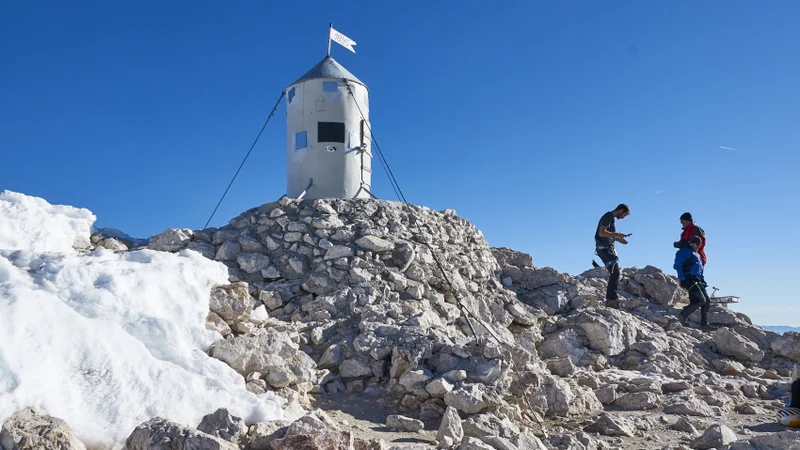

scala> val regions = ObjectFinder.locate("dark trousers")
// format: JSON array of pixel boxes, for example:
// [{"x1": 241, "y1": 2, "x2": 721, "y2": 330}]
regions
[
  {"x1": 680, "y1": 280, "x2": 710, "y2": 324},
  {"x1": 791, "y1": 379, "x2": 800, "y2": 408},
  {"x1": 596, "y1": 246, "x2": 620, "y2": 301}
]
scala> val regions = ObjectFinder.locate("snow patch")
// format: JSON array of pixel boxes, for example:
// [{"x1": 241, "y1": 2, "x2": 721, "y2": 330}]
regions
[
  {"x1": 251, "y1": 304, "x2": 269, "y2": 322},
  {"x1": 0, "y1": 190, "x2": 96, "y2": 253},
  {"x1": 0, "y1": 192, "x2": 288, "y2": 449}
]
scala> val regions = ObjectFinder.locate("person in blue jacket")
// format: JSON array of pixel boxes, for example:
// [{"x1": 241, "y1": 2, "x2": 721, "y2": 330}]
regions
[{"x1": 674, "y1": 236, "x2": 712, "y2": 327}]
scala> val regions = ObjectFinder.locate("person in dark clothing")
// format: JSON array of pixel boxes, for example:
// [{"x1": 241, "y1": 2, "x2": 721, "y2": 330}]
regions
[
  {"x1": 778, "y1": 366, "x2": 800, "y2": 427},
  {"x1": 674, "y1": 236, "x2": 711, "y2": 327},
  {"x1": 595, "y1": 204, "x2": 631, "y2": 308},
  {"x1": 673, "y1": 212, "x2": 707, "y2": 265}
]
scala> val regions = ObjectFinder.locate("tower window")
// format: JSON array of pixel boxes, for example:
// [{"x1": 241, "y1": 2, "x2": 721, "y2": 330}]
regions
[
  {"x1": 295, "y1": 131, "x2": 307, "y2": 149},
  {"x1": 318, "y1": 122, "x2": 345, "y2": 143},
  {"x1": 287, "y1": 87, "x2": 296, "y2": 103},
  {"x1": 323, "y1": 81, "x2": 338, "y2": 92}
]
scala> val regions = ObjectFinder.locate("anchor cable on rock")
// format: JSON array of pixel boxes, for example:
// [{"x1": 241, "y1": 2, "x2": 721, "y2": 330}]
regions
[
  {"x1": 344, "y1": 81, "x2": 503, "y2": 346},
  {"x1": 343, "y1": 83, "x2": 404, "y2": 204},
  {"x1": 203, "y1": 91, "x2": 286, "y2": 230}
]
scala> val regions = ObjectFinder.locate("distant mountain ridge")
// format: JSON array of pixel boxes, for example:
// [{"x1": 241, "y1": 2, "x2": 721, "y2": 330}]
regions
[{"x1": 761, "y1": 325, "x2": 800, "y2": 334}]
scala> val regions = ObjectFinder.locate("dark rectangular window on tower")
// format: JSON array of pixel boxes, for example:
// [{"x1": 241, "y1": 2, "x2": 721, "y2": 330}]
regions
[{"x1": 317, "y1": 122, "x2": 345, "y2": 143}]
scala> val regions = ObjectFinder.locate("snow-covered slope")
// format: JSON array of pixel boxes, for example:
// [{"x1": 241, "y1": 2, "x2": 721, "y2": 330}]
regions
[
  {"x1": 0, "y1": 190, "x2": 96, "y2": 252},
  {"x1": 0, "y1": 191, "x2": 286, "y2": 449}
]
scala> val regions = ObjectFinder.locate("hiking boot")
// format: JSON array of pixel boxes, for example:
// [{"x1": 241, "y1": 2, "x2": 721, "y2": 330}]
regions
[
  {"x1": 605, "y1": 299, "x2": 620, "y2": 310},
  {"x1": 700, "y1": 322, "x2": 717, "y2": 331}
]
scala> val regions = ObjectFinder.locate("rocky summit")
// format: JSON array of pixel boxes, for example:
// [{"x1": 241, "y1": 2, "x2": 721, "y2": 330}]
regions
[{"x1": 6, "y1": 196, "x2": 800, "y2": 450}]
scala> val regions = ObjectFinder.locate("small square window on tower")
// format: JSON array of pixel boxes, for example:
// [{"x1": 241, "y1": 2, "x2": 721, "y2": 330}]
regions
[
  {"x1": 295, "y1": 131, "x2": 307, "y2": 149},
  {"x1": 317, "y1": 122, "x2": 345, "y2": 143},
  {"x1": 323, "y1": 81, "x2": 338, "y2": 92},
  {"x1": 287, "y1": 87, "x2": 296, "y2": 103}
]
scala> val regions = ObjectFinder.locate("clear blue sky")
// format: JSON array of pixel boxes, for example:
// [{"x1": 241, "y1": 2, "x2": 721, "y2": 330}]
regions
[{"x1": 2, "y1": 1, "x2": 798, "y2": 325}]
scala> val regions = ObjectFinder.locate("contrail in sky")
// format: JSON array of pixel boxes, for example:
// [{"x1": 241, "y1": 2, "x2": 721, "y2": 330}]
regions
[
  {"x1": 719, "y1": 145, "x2": 739, "y2": 151},
  {"x1": 652, "y1": 190, "x2": 664, "y2": 196}
]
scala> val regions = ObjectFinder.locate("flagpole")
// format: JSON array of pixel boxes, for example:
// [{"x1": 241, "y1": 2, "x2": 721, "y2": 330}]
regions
[{"x1": 327, "y1": 23, "x2": 332, "y2": 56}]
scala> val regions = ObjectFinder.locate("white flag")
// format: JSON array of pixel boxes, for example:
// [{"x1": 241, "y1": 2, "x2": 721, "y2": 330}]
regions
[{"x1": 329, "y1": 26, "x2": 357, "y2": 53}]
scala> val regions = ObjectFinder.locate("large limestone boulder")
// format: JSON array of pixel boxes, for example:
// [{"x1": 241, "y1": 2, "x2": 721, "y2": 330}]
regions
[
  {"x1": 632, "y1": 265, "x2": 682, "y2": 305},
  {"x1": 236, "y1": 252, "x2": 271, "y2": 274},
  {"x1": 102, "y1": 237, "x2": 129, "y2": 252},
  {"x1": 270, "y1": 410, "x2": 352, "y2": 450},
  {"x1": 148, "y1": 228, "x2": 193, "y2": 252},
  {"x1": 196, "y1": 408, "x2": 248, "y2": 445},
  {"x1": 445, "y1": 384, "x2": 489, "y2": 415},
  {"x1": 491, "y1": 247, "x2": 533, "y2": 269},
  {"x1": 511, "y1": 432, "x2": 549, "y2": 450},
  {"x1": 537, "y1": 328, "x2": 588, "y2": 364},
  {"x1": 663, "y1": 396, "x2": 717, "y2": 417},
  {"x1": 462, "y1": 413, "x2": 520, "y2": 439},
  {"x1": 209, "y1": 282, "x2": 256, "y2": 325},
  {"x1": 725, "y1": 430, "x2": 800, "y2": 449},
  {"x1": 771, "y1": 331, "x2": 800, "y2": 361},
  {"x1": 210, "y1": 328, "x2": 316, "y2": 390},
  {"x1": 538, "y1": 308, "x2": 668, "y2": 364},
  {"x1": 510, "y1": 267, "x2": 560, "y2": 291},
  {"x1": 614, "y1": 391, "x2": 660, "y2": 410},
  {"x1": 735, "y1": 326, "x2": 780, "y2": 352},
  {"x1": 386, "y1": 415, "x2": 424, "y2": 432},
  {"x1": 246, "y1": 420, "x2": 292, "y2": 450},
  {"x1": 583, "y1": 413, "x2": 635, "y2": 437},
  {"x1": 690, "y1": 424, "x2": 737, "y2": 449},
  {"x1": 355, "y1": 235, "x2": 395, "y2": 252},
  {"x1": 519, "y1": 283, "x2": 572, "y2": 314},
  {"x1": 575, "y1": 310, "x2": 637, "y2": 356},
  {"x1": 437, "y1": 406, "x2": 464, "y2": 448},
  {"x1": 712, "y1": 328, "x2": 765, "y2": 362},
  {"x1": 525, "y1": 374, "x2": 575, "y2": 417},
  {"x1": 271, "y1": 433, "x2": 353, "y2": 450},
  {"x1": 125, "y1": 417, "x2": 238, "y2": 450},
  {"x1": 0, "y1": 408, "x2": 87, "y2": 450}
]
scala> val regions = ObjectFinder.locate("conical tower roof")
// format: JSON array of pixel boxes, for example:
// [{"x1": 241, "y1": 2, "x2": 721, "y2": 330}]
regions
[{"x1": 288, "y1": 55, "x2": 365, "y2": 87}]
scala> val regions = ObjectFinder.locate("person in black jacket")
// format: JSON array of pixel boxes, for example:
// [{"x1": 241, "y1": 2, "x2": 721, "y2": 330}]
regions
[{"x1": 595, "y1": 204, "x2": 631, "y2": 308}]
